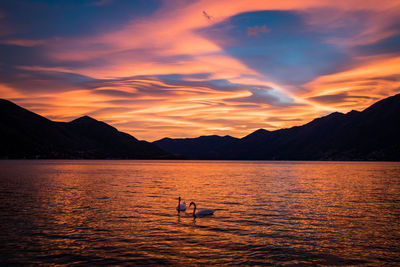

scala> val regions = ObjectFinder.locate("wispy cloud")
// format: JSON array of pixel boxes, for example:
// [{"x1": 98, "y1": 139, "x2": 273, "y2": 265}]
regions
[
  {"x1": 0, "y1": 38, "x2": 48, "y2": 47},
  {"x1": 308, "y1": 92, "x2": 377, "y2": 105},
  {"x1": 92, "y1": 0, "x2": 115, "y2": 6},
  {"x1": 247, "y1": 25, "x2": 270, "y2": 36}
]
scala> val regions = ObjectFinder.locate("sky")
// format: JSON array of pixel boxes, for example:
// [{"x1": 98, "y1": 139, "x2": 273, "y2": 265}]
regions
[{"x1": 1, "y1": 0, "x2": 400, "y2": 141}]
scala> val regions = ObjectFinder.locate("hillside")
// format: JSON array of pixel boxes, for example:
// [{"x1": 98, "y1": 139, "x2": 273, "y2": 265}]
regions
[
  {"x1": 0, "y1": 99, "x2": 174, "y2": 159},
  {"x1": 155, "y1": 94, "x2": 400, "y2": 160}
]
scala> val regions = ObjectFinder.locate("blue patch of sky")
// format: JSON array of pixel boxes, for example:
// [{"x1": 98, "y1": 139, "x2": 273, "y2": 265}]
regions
[
  {"x1": 156, "y1": 74, "x2": 255, "y2": 92},
  {"x1": 0, "y1": 0, "x2": 162, "y2": 39},
  {"x1": 156, "y1": 73, "x2": 213, "y2": 81},
  {"x1": 199, "y1": 10, "x2": 349, "y2": 85},
  {"x1": 355, "y1": 34, "x2": 400, "y2": 55},
  {"x1": 155, "y1": 73, "x2": 295, "y2": 105}
]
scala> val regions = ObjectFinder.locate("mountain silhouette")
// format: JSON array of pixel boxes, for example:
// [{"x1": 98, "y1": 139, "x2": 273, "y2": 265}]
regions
[
  {"x1": 156, "y1": 135, "x2": 239, "y2": 160},
  {"x1": 0, "y1": 99, "x2": 174, "y2": 159},
  {"x1": 2, "y1": 94, "x2": 399, "y2": 160},
  {"x1": 155, "y1": 93, "x2": 400, "y2": 161}
]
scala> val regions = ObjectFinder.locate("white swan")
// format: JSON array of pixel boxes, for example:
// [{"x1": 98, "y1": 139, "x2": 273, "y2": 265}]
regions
[
  {"x1": 189, "y1": 201, "x2": 215, "y2": 217},
  {"x1": 176, "y1": 196, "x2": 187, "y2": 212}
]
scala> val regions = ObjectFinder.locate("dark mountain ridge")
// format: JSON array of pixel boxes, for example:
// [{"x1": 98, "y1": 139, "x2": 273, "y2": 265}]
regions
[
  {"x1": 2, "y1": 93, "x2": 399, "y2": 160},
  {"x1": 0, "y1": 99, "x2": 174, "y2": 159},
  {"x1": 156, "y1": 135, "x2": 239, "y2": 160},
  {"x1": 155, "y1": 93, "x2": 400, "y2": 161}
]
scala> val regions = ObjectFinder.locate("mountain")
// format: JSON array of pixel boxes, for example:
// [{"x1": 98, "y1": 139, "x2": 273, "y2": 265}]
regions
[
  {"x1": 156, "y1": 135, "x2": 239, "y2": 160},
  {"x1": 155, "y1": 93, "x2": 400, "y2": 161},
  {"x1": 0, "y1": 99, "x2": 175, "y2": 159},
  {"x1": 2, "y1": 93, "x2": 399, "y2": 160}
]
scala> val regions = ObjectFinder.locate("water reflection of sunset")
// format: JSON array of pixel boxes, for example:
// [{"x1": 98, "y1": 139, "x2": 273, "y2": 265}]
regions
[{"x1": 1, "y1": 160, "x2": 399, "y2": 265}]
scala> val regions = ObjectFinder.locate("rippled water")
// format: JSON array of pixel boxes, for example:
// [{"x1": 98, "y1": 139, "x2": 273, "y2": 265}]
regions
[{"x1": 0, "y1": 160, "x2": 399, "y2": 265}]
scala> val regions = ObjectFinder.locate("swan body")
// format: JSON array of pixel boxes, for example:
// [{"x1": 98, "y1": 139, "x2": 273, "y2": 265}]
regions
[
  {"x1": 176, "y1": 197, "x2": 187, "y2": 212},
  {"x1": 189, "y1": 201, "x2": 215, "y2": 217}
]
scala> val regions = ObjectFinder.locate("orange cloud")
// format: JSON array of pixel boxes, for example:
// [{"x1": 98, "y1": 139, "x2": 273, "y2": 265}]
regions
[
  {"x1": 2, "y1": 0, "x2": 400, "y2": 141},
  {"x1": 303, "y1": 55, "x2": 400, "y2": 111}
]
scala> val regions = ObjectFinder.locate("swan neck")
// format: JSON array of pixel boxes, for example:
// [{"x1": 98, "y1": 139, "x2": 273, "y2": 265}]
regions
[{"x1": 192, "y1": 203, "x2": 196, "y2": 217}]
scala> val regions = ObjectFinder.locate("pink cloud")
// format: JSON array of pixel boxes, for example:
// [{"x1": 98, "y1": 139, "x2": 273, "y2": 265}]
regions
[
  {"x1": 247, "y1": 25, "x2": 270, "y2": 36},
  {"x1": 0, "y1": 38, "x2": 48, "y2": 47}
]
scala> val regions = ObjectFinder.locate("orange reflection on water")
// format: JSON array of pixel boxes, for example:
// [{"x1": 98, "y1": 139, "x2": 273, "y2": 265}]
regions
[{"x1": 0, "y1": 160, "x2": 399, "y2": 265}]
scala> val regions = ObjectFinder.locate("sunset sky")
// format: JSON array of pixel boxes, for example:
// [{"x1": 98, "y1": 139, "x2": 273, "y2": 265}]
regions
[{"x1": 1, "y1": 0, "x2": 400, "y2": 141}]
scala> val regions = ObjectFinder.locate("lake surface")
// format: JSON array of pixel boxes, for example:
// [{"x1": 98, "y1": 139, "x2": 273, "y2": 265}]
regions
[{"x1": 0, "y1": 160, "x2": 399, "y2": 265}]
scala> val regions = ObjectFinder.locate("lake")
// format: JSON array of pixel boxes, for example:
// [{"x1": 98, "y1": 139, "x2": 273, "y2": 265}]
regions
[{"x1": 0, "y1": 160, "x2": 399, "y2": 265}]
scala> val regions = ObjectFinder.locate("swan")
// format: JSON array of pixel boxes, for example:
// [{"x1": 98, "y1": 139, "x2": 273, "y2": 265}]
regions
[
  {"x1": 176, "y1": 196, "x2": 187, "y2": 212},
  {"x1": 189, "y1": 201, "x2": 215, "y2": 217}
]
